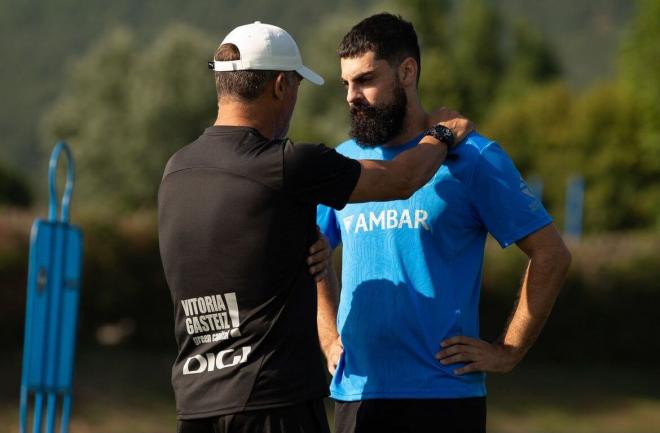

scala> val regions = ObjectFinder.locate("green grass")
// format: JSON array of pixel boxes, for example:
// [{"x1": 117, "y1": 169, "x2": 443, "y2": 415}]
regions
[{"x1": 2, "y1": 349, "x2": 659, "y2": 433}]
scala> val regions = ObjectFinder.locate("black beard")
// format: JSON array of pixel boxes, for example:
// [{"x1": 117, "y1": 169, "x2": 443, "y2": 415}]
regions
[{"x1": 349, "y1": 83, "x2": 407, "y2": 147}]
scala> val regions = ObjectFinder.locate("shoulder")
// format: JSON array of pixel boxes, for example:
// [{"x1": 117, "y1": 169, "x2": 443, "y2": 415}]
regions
[
  {"x1": 282, "y1": 139, "x2": 358, "y2": 179},
  {"x1": 283, "y1": 140, "x2": 330, "y2": 163},
  {"x1": 284, "y1": 139, "x2": 363, "y2": 164},
  {"x1": 452, "y1": 131, "x2": 516, "y2": 172},
  {"x1": 453, "y1": 131, "x2": 498, "y2": 161},
  {"x1": 445, "y1": 131, "x2": 521, "y2": 191},
  {"x1": 335, "y1": 138, "x2": 362, "y2": 158},
  {"x1": 162, "y1": 140, "x2": 197, "y2": 179}
]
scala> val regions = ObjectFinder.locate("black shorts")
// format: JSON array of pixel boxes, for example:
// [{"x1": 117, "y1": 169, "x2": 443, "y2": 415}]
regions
[
  {"x1": 177, "y1": 399, "x2": 330, "y2": 433},
  {"x1": 334, "y1": 397, "x2": 486, "y2": 433}
]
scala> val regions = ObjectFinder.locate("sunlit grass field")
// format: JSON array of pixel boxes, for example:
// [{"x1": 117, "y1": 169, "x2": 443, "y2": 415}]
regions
[{"x1": 2, "y1": 349, "x2": 659, "y2": 433}]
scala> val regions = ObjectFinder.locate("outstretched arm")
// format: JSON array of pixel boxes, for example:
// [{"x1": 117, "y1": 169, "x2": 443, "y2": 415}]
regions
[
  {"x1": 348, "y1": 108, "x2": 473, "y2": 203},
  {"x1": 436, "y1": 224, "x2": 571, "y2": 374}
]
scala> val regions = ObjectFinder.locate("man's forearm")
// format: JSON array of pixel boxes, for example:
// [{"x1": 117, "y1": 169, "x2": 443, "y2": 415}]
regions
[
  {"x1": 317, "y1": 256, "x2": 340, "y2": 355},
  {"x1": 349, "y1": 138, "x2": 448, "y2": 203},
  {"x1": 499, "y1": 245, "x2": 571, "y2": 361},
  {"x1": 437, "y1": 218, "x2": 570, "y2": 374},
  {"x1": 348, "y1": 108, "x2": 474, "y2": 203}
]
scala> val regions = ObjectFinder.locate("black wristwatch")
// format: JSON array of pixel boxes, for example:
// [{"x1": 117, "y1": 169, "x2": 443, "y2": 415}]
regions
[{"x1": 423, "y1": 124, "x2": 455, "y2": 148}]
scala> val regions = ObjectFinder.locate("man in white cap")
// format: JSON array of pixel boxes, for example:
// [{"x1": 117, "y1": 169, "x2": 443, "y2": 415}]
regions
[{"x1": 158, "y1": 21, "x2": 472, "y2": 433}]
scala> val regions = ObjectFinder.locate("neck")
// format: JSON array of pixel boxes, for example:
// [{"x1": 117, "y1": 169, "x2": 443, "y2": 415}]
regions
[
  {"x1": 214, "y1": 98, "x2": 277, "y2": 140},
  {"x1": 382, "y1": 99, "x2": 428, "y2": 147}
]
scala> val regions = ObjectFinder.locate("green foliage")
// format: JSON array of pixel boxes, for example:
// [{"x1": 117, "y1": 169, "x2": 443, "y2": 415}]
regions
[
  {"x1": 614, "y1": 0, "x2": 660, "y2": 228},
  {"x1": 451, "y1": 0, "x2": 504, "y2": 119},
  {"x1": 394, "y1": 0, "x2": 562, "y2": 123},
  {"x1": 288, "y1": 14, "x2": 362, "y2": 146},
  {"x1": 578, "y1": 0, "x2": 660, "y2": 230},
  {"x1": 481, "y1": 83, "x2": 576, "y2": 222},
  {"x1": 30, "y1": 0, "x2": 660, "y2": 230},
  {"x1": 294, "y1": 0, "x2": 562, "y2": 141},
  {"x1": 496, "y1": 21, "x2": 562, "y2": 101},
  {"x1": 572, "y1": 84, "x2": 656, "y2": 231},
  {"x1": 479, "y1": 0, "x2": 660, "y2": 232},
  {"x1": 42, "y1": 26, "x2": 216, "y2": 212},
  {"x1": 619, "y1": 0, "x2": 660, "y2": 147},
  {"x1": 0, "y1": 0, "x2": 378, "y2": 180}
]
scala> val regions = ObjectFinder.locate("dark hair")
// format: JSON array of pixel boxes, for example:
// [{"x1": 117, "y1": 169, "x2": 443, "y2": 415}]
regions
[
  {"x1": 338, "y1": 13, "x2": 421, "y2": 83},
  {"x1": 213, "y1": 44, "x2": 298, "y2": 101}
]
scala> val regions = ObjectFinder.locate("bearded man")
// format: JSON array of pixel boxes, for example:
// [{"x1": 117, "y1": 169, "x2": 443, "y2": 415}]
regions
[{"x1": 316, "y1": 13, "x2": 571, "y2": 433}]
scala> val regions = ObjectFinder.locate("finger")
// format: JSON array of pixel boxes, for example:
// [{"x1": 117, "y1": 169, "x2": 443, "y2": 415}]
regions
[
  {"x1": 308, "y1": 245, "x2": 330, "y2": 263},
  {"x1": 309, "y1": 239, "x2": 325, "y2": 255},
  {"x1": 307, "y1": 249, "x2": 328, "y2": 265},
  {"x1": 454, "y1": 362, "x2": 484, "y2": 376},
  {"x1": 310, "y1": 265, "x2": 326, "y2": 276},
  {"x1": 313, "y1": 269, "x2": 328, "y2": 282},
  {"x1": 309, "y1": 263, "x2": 326, "y2": 276},
  {"x1": 441, "y1": 336, "x2": 480, "y2": 347},
  {"x1": 438, "y1": 352, "x2": 480, "y2": 365},
  {"x1": 436, "y1": 344, "x2": 480, "y2": 359}
]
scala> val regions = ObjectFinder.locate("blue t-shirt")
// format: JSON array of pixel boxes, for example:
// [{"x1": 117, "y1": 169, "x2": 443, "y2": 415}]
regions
[{"x1": 316, "y1": 131, "x2": 552, "y2": 401}]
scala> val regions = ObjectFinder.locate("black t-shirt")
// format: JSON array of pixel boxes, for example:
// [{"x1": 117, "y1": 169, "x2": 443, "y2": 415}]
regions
[{"x1": 158, "y1": 126, "x2": 361, "y2": 419}]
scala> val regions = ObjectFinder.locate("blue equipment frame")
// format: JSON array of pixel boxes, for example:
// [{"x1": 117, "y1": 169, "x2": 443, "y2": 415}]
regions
[{"x1": 19, "y1": 141, "x2": 84, "y2": 433}]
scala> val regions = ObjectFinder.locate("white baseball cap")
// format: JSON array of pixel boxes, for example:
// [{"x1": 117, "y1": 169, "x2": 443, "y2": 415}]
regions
[{"x1": 210, "y1": 21, "x2": 324, "y2": 85}]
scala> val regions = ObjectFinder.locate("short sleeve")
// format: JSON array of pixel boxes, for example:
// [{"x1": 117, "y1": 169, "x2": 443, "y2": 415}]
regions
[
  {"x1": 317, "y1": 204, "x2": 342, "y2": 249},
  {"x1": 469, "y1": 142, "x2": 552, "y2": 248},
  {"x1": 283, "y1": 142, "x2": 361, "y2": 209}
]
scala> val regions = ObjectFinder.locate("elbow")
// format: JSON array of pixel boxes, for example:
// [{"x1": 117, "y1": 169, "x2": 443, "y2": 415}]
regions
[
  {"x1": 537, "y1": 242, "x2": 572, "y2": 277},
  {"x1": 556, "y1": 239, "x2": 572, "y2": 272}
]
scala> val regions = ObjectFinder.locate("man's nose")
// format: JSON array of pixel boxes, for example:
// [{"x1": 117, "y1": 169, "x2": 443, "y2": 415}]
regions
[{"x1": 346, "y1": 84, "x2": 363, "y2": 106}]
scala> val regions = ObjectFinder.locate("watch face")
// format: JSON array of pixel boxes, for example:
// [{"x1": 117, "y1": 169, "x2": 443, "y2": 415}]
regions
[{"x1": 432, "y1": 125, "x2": 454, "y2": 147}]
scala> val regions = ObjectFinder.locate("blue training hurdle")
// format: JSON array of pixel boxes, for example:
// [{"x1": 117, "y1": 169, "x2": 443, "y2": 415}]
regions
[{"x1": 19, "y1": 141, "x2": 84, "y2": 433}]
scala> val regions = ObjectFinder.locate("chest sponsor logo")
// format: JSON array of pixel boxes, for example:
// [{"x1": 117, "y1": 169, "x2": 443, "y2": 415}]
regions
[
  {"x1": 181, "y1": 292, "x2": 241, "y2": 346},
  {"x1": 183, "y1": 346, "x2": 251, "y2": 375},
  {"x1": 342, "y1": 209, "x2": 430, "y2": 234}
]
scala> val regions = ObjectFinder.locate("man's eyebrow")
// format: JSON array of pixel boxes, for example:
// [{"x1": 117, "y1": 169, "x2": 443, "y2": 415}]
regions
[{"x1": 343, "y1": 69, "x2": 377, "y2": 83}]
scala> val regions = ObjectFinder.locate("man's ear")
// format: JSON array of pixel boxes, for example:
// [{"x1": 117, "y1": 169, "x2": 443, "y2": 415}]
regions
[
  {"x1": 273, "y1": 72, "x2": 287, "y2": 100},
  {"x1": 398, "y1": 57, "x2": 418, "y2": 87}
]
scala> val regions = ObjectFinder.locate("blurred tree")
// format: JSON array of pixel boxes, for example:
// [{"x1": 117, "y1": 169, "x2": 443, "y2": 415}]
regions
[
  {"x1": 123, "y1": 25, "x2": 216, "y2": 207},
  {"x1": 42, "y1": 26, "x2": 216, "y2": 212},
  {"x1": 395, "y1": 0, "x2": 559, "y2": 121},
  {"x1": 617, "y1": 0, "x2": 660, "y2": 228},
  {"x1": 481, "y1": 83, "x2": 576, "y2": 223},
  {"x1": 288, "y1": 13, "x2": 361, "y2": 147},
  {"x1": 451, "y1": 0, "x2": 504, "y2": 119},
  {"x1": 496, "y1": 20, "x2": 561, "y2": 101},
  {"x1": 480, "y1": 0, "x2": 660, "y2": 233},
  {"x1": 391, "y1": 0, "x2": 464, "y2": 112},
  {"x1": 571, "y1": 84, "x2": 649, "y2": 231}
]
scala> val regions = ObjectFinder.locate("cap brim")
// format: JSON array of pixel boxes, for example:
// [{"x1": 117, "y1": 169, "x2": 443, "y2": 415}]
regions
[{"x1": 296, "y1": 65, "x2": 324, "y2": 85}]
